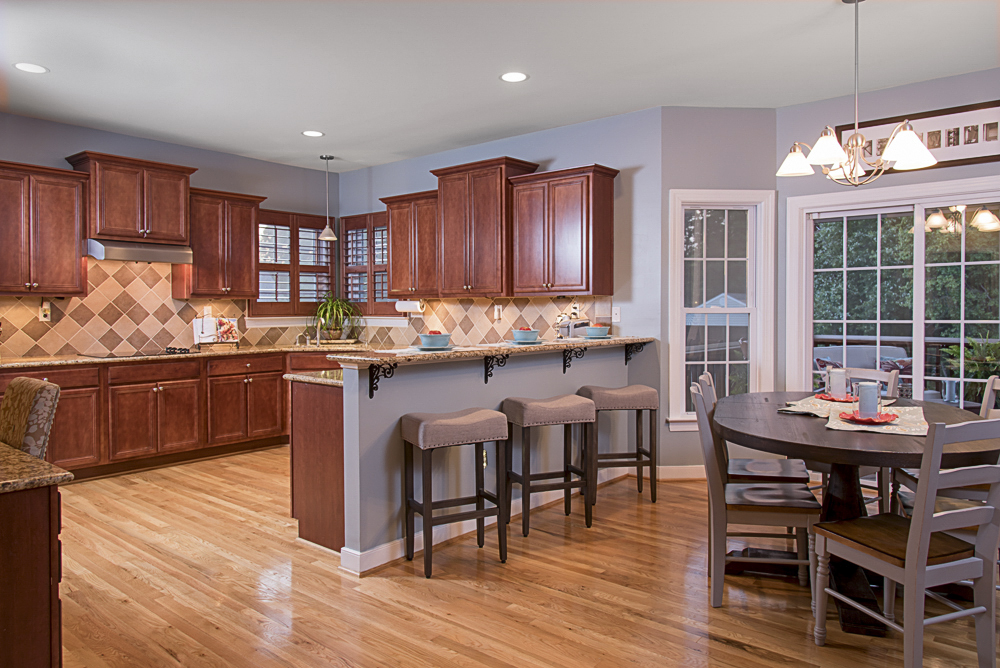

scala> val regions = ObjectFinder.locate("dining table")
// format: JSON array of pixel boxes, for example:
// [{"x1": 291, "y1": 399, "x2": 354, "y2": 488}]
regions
[{"x1": 713, "y1": 391, "x2": 1000, "y2": 636}]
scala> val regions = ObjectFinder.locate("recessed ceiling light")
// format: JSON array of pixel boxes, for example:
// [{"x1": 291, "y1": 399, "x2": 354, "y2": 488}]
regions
[
  {"x1": 14, "y1": 63, "x2": 49, "y2": 74},
  {"x1": 302, "y1": 130, "x2": 324, "y2": 137},
  {"x1": 500, "y1": 72, "x2": 528, "y2": 83}
]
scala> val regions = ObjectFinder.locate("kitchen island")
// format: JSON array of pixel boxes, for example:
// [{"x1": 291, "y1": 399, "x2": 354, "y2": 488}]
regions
[{"x1": 286, "y1": 336, "x2": 655, "y2": 574}]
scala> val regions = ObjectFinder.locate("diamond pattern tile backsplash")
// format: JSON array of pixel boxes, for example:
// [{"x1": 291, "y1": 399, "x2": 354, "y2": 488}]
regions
[{"x1": 0, "y1": 258, "x2": 612, "y2": 358}]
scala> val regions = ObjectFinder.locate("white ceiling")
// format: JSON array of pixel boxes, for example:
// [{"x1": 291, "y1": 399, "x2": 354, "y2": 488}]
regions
[{"x1": 2, "y1": 1, "x2": 997, "y2": 172}]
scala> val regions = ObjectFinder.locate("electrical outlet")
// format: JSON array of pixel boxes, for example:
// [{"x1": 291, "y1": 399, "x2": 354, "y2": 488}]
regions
[
  {"x1": 611, "y1": 307, "x2": 621, "y2": 323},
  {"x1": 39, "y1": 301, "x2": 51, "y2": 322},
  {"x1": 493, "y1": 304, "x2": 502, "y2": 320}
]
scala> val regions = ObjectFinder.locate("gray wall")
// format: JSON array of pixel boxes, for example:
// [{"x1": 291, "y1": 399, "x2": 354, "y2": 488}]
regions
[
  {"x1": 774, "y1": 67, "x2": 1000, "y2": 389},
  {"x1": 0, "y1": 111, "x2": 334, "y2": 215}
]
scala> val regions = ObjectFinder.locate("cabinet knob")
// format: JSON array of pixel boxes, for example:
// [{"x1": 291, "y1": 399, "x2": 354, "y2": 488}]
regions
[
  {"x1": 243, "y1": 378, "x2": 249, "y2": 384},
  {"x1": 32, "y1": 282, "x2": 38, "y2": 288},
  {"x1": 248, "y1": 377, "x2": 253, "y2": 383},
  {"x1": 24, "y1": 283, "x2": 30, "y2": 288},
  {"x1": 246, "y1": 363, "x2": 251, "y2": 368},
  {"x1": 152, "y1": 387, "x2": 159, "y2": 393},
  {"x1": 42, "y1": 378, "x2": 48, "y2": 382}
]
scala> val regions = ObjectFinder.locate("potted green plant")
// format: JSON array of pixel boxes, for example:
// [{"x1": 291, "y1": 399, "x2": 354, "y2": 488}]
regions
[{"x1": 314, "y1": 292, "x2": 359, "y2": 341}]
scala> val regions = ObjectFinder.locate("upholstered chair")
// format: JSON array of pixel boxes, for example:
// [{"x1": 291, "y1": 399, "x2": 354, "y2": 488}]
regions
[{"x1": 0, "y1": 377, "x2": 61, "y2": 460}]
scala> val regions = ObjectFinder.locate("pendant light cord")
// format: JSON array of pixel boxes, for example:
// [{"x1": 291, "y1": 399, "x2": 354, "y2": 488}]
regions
[{"x1": 854, "y1": 0, "x2": 859, "y2": 136}]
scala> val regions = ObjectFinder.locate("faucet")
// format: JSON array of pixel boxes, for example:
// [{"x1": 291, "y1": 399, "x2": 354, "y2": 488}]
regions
[
  {"x1": 553, "y1": 313, "x2": 570, "y2": 339},
  {"x1": 295, "y1": 332, "x2": 311, "y2": 347}
]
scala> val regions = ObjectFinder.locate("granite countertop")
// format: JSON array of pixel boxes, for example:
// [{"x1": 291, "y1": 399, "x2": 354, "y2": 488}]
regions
[
  {"x1": 0, "y1": 443, "x2": 74, "y2": 494},
  {"x1": 0, "y1": 343, "x2": 370, "y2": 369},
  {"x1": 283, "y1": 370, "x2": 344, "y2": 388},
  {"x1": 327, "y1": 336, "x2": 655, "y2": 366}
]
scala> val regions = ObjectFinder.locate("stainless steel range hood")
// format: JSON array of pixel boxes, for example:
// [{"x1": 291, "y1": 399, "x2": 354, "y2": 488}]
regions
[{"x1": 86, "y1": 239, "x2": 193, "y2": 264}]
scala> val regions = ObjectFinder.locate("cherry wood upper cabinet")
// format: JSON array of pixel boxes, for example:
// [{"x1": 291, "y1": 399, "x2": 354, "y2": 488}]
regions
[
  {"x1": 431, "y1": 157, "x2": 538, "y2": 297},
  {"x1": 65, "y1": 151, "x2": 197, "y2": 245},
  {"x1": 509, "y1": 164, "x2": 618, "y2": 297},
  {"x1": 381, "y1": 190, "x2": 439, "y2": 298},
  {"x1": 172, "y1": 188, "x2": 266, "y2": 299},
  {"x1": 0, "y1": 161, "x2": 88, "y2": 297}
]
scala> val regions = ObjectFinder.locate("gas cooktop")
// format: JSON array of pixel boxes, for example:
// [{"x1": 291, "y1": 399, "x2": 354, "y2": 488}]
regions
[{"x1": 78, "y1": 347, "x2": 190, "y2": 359}]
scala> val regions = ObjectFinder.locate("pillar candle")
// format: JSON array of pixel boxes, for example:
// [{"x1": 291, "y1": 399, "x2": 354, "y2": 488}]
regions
[
  {"x1": 829, "y1": 368, "x2": 848, "y2": 400},
  {"x1": 858, "y1": 381, "x2": 879, "y2": 418}
]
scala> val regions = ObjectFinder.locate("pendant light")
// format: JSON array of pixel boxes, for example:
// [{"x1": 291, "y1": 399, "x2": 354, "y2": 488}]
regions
[
  {"x1": 777, "y1": 0, "x2": 937, "y2": 186},
  {"x1": 319, "y1": 155, "x2": 337, "y2": 241}
]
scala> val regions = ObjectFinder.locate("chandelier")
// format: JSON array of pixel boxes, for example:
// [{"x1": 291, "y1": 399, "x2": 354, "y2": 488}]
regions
[{"x1": 776, "y1": 0, "x2": 937, "y2": 186}]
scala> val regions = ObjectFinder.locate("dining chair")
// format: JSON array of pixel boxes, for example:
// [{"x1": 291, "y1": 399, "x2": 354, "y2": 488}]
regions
[
  {"x1": 807, "y1": 367, "x2": 900, "y2": 512},
  {"x1": 698, "y1": 373, "x2": 810, "y2": 484},
  {"x1": 812, "y1": 417, "x2": 1000, "y2": 668},
  {"x1": 691, "y1": 383, "x2": 821, "y2": 607},
  {"x1": 0, "y1": 377, "x2": 61, "y2": 460}
]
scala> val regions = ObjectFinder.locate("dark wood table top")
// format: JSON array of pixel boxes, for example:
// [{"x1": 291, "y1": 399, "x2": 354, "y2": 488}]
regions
[{"x1": 713, "y1": 392, "x2": 1000, "y2": 469}]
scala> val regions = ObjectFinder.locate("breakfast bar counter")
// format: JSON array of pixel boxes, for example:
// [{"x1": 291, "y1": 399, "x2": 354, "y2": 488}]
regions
[{"x1": 285, "y1": 336, "x2": 656, "y2": 574}]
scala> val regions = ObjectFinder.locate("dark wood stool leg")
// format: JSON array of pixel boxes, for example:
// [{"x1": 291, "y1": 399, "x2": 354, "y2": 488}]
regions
[
  {"x1": 475, "y1": 442, "x2": 485, "y2": 548},
  {"x1": 521, "y1": 425, "x2": 531, "y2": 537},
  {"x1": 635, "y1": 409, "x2": 644, "y2": 493},
  {"x1": 404, "y1": 440, "x2": 415, "y2": 561},
  {"x1": 504, "y1": 423, "x2": 514, "y2": 525},
  {"x1": 589, "y1": 419, "x2": 599, "y2": 508},
  {"x1": 583, "y1": 422, "x2": 593, "y2": 528},
  {"x1": 563, "y1": 423, "x2": 572, "y2": 516},
  {"x1": 496, "y1": 439, "x2": 507, "y2": 563},
  {"x1": 422, "y1": 448, "x2": 434, "y2": 578},
  {"x1": 649, "y1": 408, "x2": 658, "y2": 503}
]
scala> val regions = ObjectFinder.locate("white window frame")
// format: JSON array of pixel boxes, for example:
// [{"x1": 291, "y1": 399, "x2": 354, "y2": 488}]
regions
[
  {"x1": 785, "y1": 175, "x2": 1000, "y2": 392},
  {"x1": 667, "y1": 189, "x2": 776, "y2": 430}
]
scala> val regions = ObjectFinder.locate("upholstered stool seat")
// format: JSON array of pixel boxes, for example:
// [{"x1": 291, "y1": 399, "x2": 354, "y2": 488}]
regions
[
  {"x1": 502, "y1": 394, "x2": 596, "y2": 536},
  {"x1": 577, "y1": 384, "x2": 658, "y2": 502},
  {"x1": 402, "y1": 408, "x2": 509, "y2": 578}
]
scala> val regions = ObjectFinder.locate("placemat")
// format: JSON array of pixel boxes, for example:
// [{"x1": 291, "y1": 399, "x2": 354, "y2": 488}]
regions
[
  {"x1": 825, "y1": 406, "x2": 927, "y2": 436},
  {"x1": 778, "y1": 395, "x2": 896, "y2": 418}
]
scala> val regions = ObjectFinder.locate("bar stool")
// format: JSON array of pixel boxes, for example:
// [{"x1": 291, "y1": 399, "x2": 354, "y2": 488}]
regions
[
  {"x1": 501, "y1": 394, "x2": 596, "y2": 537},
  {"x1": 401, "y1": 407, "x2": 509, "y2": 578},
  {"x1": 577, "y1": 384, "x2": 658, "y2": 502}
]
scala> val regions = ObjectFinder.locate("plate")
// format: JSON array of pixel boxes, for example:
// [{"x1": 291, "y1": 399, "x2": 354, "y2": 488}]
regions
[
  {"x1": 416, "y1": 345, "x2": 454, "y2": 352},
  {"x1": 815, "y1": 393, "x2": 856, "y2": 403},
  {"x1": 839, "y1": 411, "x2": 898, "y2": 425},
  {"x1": 583, "y1": 335, "x2": 612, "y2": 340},
  {"x1": 505, "y1": 340, "x2": 544, "y2": 346}
]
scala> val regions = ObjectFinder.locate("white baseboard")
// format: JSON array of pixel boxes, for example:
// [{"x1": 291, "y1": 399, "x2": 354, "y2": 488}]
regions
[{"x1": 339, "y1": 467, "x2": 626, "y2": 575}]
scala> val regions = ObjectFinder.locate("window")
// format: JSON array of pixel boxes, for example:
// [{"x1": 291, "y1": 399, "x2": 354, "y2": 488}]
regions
[
  {"x1": 667, "y1": 190, "x2": 776, "y2": 429},
  {"x1": 342, "y1": 212, "x2": 396, "y2": 316},
  {"x1": 250, "y1": 210, "x2": 334, "y2": 317},
  {"x1": 786, "y1": 176, "x2": 1000, "y2": 413}
]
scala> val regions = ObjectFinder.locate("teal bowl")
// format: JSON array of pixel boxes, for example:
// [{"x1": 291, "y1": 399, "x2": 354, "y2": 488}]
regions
[
  {"x1": 513, "y1": 329, "x2": 539, "y2": 342},
  {"x1": 585, "y1": 326, "x2": 610, "y2": 337},
  {"x1": 419, "y1": 333, "x2": 451, "y2": 348}
]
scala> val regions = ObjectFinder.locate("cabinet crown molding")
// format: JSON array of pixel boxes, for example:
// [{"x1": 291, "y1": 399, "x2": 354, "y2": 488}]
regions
[
  {"x1": 508, "y1": 164, "x2": 620, "y2": 184},
  {"x1": 190, "y1": 187, "x2": 268, "y2": 203},
  {"x1": 65, "y1": 150, "x2": 198, "y2": 175},
  {"x1": 379, "y1": 189, "x2": 438, "y2": 205},
  {"x1": 430, "y1": 156, "x2": 539, "y2": 177}
]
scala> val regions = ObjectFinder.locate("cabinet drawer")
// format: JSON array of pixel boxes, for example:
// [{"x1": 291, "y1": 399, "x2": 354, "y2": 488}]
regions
[
  {"x1": 108, "y1": 360, "x2": 200, "y2": 385},
  {"x1": 287, "y1": 353, "x2": 342, "y2": 372},
  {"x1": 208, "y1": 355, "x2": 284, "y2": 377},
  {"x1": 0, "y1": 366, "x2": 99, "y2": 393}
]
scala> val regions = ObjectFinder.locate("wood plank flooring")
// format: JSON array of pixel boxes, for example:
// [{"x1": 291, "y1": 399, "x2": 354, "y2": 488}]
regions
[{"x1": 58, "y1": 447, "x2": 997, "y2": 667}]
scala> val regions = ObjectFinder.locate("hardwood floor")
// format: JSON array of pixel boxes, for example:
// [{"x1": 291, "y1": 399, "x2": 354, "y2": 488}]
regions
[{"x1": 59, "y1": 447, "x2": 997, "y2": 667}]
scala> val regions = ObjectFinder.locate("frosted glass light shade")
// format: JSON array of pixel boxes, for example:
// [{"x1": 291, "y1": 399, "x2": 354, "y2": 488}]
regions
[
  {"x1": 776, "y1": 145, "x2": 814, "y2": 176},
  {"x1": 972, "y1": 209, "x2": 1000, "y2": 231},
  {"x1": 925, "y1": 211, "x2": 948, "y2": 229},
  {"x1": 827, "y1": 160, "x2": 866, "y2": 181},
  {"x1": 319, "y1": 224, "x2": 337, "y2": 241},
  {"x1": 882, "y1": 124, "x2": 937, "y2": 170},
  {"x1": 807, "y1": 127, "x2": 849, "y2": 166}
]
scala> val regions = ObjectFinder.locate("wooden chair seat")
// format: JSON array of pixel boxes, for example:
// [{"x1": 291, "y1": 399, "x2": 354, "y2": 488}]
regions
[
  {"x1": 725, "y1": 483, "x2": 822, "y2": 513},
  {"x1": 728, "y1": 458, "x2": 810, "y2": 484},
  {"x1": 814, "y1": 514, "x2": 975, "y2": 568}
]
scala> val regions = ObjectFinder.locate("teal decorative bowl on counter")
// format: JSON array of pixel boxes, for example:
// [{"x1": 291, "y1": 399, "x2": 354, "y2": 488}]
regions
[
  {"x1": 585, "y1": 326, "x2": 610, "y2": 337},
  {"x1": 512, "y1": 329, "x2": 539, "y2": 342},
  {"x1": 418, "y1": 332, "x2": 452, "y2": 348}
]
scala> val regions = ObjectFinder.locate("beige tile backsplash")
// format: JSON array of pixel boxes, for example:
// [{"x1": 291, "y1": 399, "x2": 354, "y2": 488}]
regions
[{"x1": 0, "y1": 258, "x2": 611, "y2": 358}]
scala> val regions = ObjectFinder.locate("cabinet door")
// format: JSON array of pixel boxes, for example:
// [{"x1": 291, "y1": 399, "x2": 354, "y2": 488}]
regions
[
  {"x1": 512, "y1": 182, "x2": 548, "y2": 294},
  {"x1": 248, "y1": 372, "x2": 284, "y2": 439},
  {"x1": 187, "y1": 193, "x2": 227, "y2": 296},
  {"x1": 30, "y1": 174, "x2": 85, "y2": 295},
  {"x1": 413, "y1": 197, "x2": 439, "y2": 297},
  {"x1": 0, "y1": 169, "x2": 30, "y2": 293},
  {"x1": 468, "y1": 167, "x2": 503, "y2": 295},
  {"x1": 437, "y1": 174, "x2": 469, "y2": 296},
  {"x1": 226, "y1": 199, "x2": 258, "y2": 298},
  {"x1": 207, "y1": 375, "x2": 248, "y2": 444},
  {"x1": 108, "y1": 383, "x2": 157, "y2": 461},
  {"x1": 93, "y1": 160, "x2": 144, "y2": 239},
  {"x1": 156, "y1": 379, "x2": 202, "y2": 453},
  {"x1": 387, "y1": 202, "x2": 413, "y2": 296},
  {"x1": 144, "y1": 168, "x2": 189, "y2": 243},
  {"x1": 46, "y1": 387, "x2": 101, "y2": 469},
  {"x1": 549, "y1": 176, "x2": 589, "y2": 293}
]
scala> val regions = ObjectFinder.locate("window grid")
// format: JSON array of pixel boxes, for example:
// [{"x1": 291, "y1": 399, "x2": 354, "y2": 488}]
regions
[
  {"x1": 345, "y1": 228, "x2": 368, "y2": 266},
  {"x1": 374, "y1": 271, "x2": 391, "y2": 302},
  {"x1": 298, "y1": 272, "x2": 331, "y2": 303},
  {"x1": 259, "y1": 224, "x2": 292, "y2": 264},
  {"x1": 373, "y1": 226, "x2": 388, "y2": 265},
  {"x1": 346, "y1": 273, "x2": 368, "y2": 302},
  {"x1": 258, "y1": 271, "x2": 291, "y2": 303},
  {"x1": 298, "y1": 228, "x2": 331, "y2": 266}
]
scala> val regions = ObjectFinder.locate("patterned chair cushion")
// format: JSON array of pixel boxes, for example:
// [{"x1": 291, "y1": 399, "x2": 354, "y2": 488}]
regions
[{"x1": 0, "y1": 377, "x2": 61, "y2": 460}]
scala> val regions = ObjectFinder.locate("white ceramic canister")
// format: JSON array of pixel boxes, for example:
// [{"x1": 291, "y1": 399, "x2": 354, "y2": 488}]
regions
[{"x1": 828, "y1": 368, "x2": 848, "y2": 400}]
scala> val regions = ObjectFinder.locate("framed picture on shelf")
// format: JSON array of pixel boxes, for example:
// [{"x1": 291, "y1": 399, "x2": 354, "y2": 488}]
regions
[{"x1": 835, "y1": 99, "x2": 1000, "y2": 172}]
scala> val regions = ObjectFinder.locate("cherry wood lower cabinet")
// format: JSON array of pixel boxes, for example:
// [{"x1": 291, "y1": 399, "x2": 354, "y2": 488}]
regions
[
  {"x1": 208, "y1": 355, "x2": 285, "y2": 444},
  {"x1": 207, "y1": 375, "x2": 249, "y2": 444},
  {"x1": 109, "y1": 378, "x2": 202, "y2": 461},
  {"x1": 0, "y1": 484, "x2": 63, "y2": 668}
]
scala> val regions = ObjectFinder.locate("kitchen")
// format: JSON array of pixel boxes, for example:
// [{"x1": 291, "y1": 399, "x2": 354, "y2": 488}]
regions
[{"x1": 2, "y1": 2, "x2": 999, "y2": 667}]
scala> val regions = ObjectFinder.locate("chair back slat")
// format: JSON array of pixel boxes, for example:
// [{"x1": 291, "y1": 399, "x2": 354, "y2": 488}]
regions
[
  {"x1": 980, "y1": 375, "x2": 1000, "y2": 418},
  {"x1": 691, "y1": 385, "x2": 728, "y2": 511},
  {"x1": 843, "y1": 367, "x2": 899, "y2": 398},
  {"x1": 698, "y1": 372, "x2": 718, "y2": 408},
  {"x1": 907, "y1": 419, "x2": 1000, "y2": 570}
]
